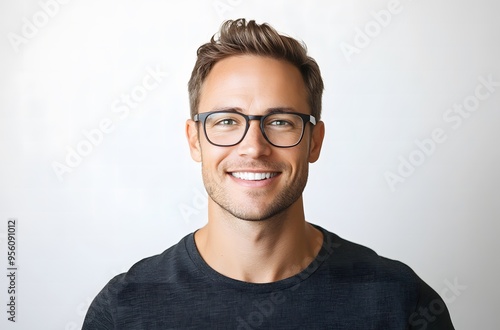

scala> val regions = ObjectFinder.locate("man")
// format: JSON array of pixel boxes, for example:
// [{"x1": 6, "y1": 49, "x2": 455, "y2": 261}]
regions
[{"x1": 83, "y1": 19, "x2": 454, "y2": 329}]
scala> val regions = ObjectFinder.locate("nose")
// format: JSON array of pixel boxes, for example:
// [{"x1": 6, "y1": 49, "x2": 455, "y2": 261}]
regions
[{"x1": 236, "y1": 120, "x2": 272, "y2": 158}]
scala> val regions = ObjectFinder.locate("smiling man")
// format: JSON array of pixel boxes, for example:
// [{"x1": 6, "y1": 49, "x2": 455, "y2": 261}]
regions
[
  {"x1": 83, "y1": 19, "x2": 454, "y2": 329},
  {"x1": 186, "y1": 53, "x2": 325, "y2": 284}
]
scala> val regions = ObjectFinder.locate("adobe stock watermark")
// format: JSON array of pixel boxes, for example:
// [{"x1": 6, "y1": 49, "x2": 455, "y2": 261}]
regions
[
  {"x1": 51, "y1": 65, "x2": 168, "y2": 182},
  {"x1": 236, "y1": 234, "x2": 341, "y2": 329},
  {"x1": 6, "y1": 219, "x2": 18, "y2": 322},
  {"x1": 409, "y1": 277, "x2": 466, "y2": 329},
  {"x1": 340, "y1": 0, "x2": 415, "y2": 63},
  {"x1": 7, "y1": 0, "x2": 72, "y2": 53},
  {"x1": 213, "y1": 0, "x2": 244, "y2": 19},
  {"x1": 384, "y1": 74, "x2": 499, "y2": 192},
  {"x1": 179, "y1": 186, "x2": 208, "y2": 224},
  {"x1": 64, "y1": 266, "x2": 128, "y2": 329}
]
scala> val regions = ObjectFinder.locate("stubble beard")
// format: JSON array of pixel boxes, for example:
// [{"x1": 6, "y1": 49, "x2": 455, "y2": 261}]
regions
[{"x1": 201, "y1": 162, "x2": 309, "y2": 222}]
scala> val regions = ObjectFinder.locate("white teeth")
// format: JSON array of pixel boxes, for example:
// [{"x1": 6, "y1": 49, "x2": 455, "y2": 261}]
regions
[{"x1": 231, "y1": 172, "x2": 277, "y2": 181}]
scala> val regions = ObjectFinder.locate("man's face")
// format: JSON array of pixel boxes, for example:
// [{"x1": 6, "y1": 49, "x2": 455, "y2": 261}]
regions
[{"x1": 186, "y1": 55, "x2": 324, "y2": 221}]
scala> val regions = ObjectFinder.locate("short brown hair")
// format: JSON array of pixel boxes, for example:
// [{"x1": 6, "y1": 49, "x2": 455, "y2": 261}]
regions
[{"x1": 188, "y1": 19, "x2": 324, "y2": 120}]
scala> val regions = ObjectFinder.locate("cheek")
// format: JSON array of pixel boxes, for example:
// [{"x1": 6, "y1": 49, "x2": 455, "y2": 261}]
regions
[
  {"x1": 278, "y1": 149, "x2": 308, "y2": 172},
  {"x1": 200, "y1": 145, "x2": 231, "y2": 171},
  {"x1": 296, "y1": 146, "x2": 313, "y2": 170}
]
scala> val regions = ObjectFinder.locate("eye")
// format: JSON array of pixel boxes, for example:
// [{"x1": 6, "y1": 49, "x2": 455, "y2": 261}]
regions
[
  {"x1": 215, "y1": 118, "x2": 237, "y2": 126},
  {"x1": 269, "y1": 119, "x2": 291, "y2": 126},
  {"x1": 206, "y1": 112, "x2": 245, "y2": 129}
]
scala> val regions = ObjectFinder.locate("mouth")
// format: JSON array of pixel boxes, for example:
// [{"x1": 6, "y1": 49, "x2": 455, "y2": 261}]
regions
[{"x1": 230, "y1": 172, "x2": 279, "y2": 181}]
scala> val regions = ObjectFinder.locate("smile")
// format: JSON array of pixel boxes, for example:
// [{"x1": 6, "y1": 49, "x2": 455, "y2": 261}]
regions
[{"x1": 231, "y1": 172, "x2": 278, "y2": 181}]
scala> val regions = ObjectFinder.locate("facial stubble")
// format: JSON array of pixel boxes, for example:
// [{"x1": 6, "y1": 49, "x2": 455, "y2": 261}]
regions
[{"x1": 201, "y1": 156, "x2": 309, "y2": 222}]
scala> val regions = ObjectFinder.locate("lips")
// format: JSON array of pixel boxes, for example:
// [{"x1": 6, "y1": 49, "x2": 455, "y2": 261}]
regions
[{"x1": 230, "y1": 172, "x2": 278, "y2": 181}]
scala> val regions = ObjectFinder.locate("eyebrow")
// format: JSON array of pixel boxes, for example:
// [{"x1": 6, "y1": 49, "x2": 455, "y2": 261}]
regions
[
  {"x1": 266, "y1": 107, "x2": 298, "y2": 114},
  {"x1": 210, "y1": 106, "x2": 298, "y2": 114}
]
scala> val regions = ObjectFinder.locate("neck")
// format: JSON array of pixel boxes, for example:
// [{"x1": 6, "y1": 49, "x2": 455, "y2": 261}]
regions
[{"x1": 194, "y1": 196, "x2": 323, "y2": 283}]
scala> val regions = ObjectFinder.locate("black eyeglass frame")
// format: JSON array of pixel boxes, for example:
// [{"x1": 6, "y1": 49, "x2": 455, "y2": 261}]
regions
[{"x1": 193, "y1": 111, "x2": 317, "y2": 148}]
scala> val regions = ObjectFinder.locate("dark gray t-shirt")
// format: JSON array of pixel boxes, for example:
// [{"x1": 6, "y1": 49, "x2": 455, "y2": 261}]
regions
[{"x1": 83, "y1": 225, "x2": 454, "y2": 329}]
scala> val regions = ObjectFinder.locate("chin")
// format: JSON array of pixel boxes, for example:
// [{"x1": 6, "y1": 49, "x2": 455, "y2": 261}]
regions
[{"x1": 223, "y1": 204, "x2": 288, "y2": 222}]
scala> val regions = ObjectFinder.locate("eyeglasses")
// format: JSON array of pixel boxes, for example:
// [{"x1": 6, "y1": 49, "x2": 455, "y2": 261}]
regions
[{"x1": 193, "y1": 111, "x2": 316, "y2": 148}]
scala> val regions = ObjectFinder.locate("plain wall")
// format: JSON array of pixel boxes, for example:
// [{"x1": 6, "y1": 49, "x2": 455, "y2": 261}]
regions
[{"x1": 0, "y1": 0, "x2": 499, "y2": 329}]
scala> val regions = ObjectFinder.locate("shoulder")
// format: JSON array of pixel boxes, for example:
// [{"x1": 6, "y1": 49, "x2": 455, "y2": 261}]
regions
[
  {"x1": 316, "y1": 226, "x2": 455, "y2": 329},
  {"x1": 318, "y1": 226, "x2": 421, "y2": 287},
  {"x1": 82, "y1": 233, "x2": 194, "y2": 329},
  {"x1": 123, "y1": 233, "x2": 193, "y2": 283}
]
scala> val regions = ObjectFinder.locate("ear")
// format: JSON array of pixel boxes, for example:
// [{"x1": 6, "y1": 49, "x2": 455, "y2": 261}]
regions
[
  {"x1": 308, "y1": 120, "x2": 325, "y2": 163},
  {"x1": 186, "y1": 119, "x2": 202, "y2": 162}
]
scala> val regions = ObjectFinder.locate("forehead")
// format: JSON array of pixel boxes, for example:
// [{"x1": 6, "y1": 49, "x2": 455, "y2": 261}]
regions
[{"x1": 199, "y1": 55, "x2": 309, "y2": 114}]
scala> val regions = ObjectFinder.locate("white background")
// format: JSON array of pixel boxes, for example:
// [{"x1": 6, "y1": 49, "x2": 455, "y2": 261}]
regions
[{"x1": 0, "y1": 0, "x2": 499, "y2": 329}]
